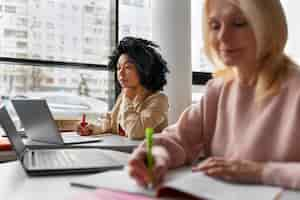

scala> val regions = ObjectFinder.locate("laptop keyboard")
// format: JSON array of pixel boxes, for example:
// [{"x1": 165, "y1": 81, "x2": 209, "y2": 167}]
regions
[
  {"x1": 28, "y1": 148, "x2": 123, "y2": 170},
  {"x1": 33, "y1": 150, "x2": 78, "y2": 168}
]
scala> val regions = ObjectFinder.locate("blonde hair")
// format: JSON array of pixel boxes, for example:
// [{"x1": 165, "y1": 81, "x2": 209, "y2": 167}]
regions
[{"x1": 202, "y1": 0, "x2": 293, "y2": 102}]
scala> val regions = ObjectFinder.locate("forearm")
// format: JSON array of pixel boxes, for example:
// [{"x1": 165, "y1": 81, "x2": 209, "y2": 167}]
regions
[
  {"x1": 92, "y1": 113, "x2": 112, "y2": 135},
  {"x1": 136, "y1": 123, "x2": 206, "y2": 169},
  {"x1": 119, "y1": 112, "x2": 165, "y2": 139},
  {"x1": 158, "y1": 123, "x2": 209, "y2": 168},
  {"x1": 149, "y1": 104, "x2": 207, "y2": 168},
  {"x1": 120, "y1": 114, "x2": 146, "y2": 139},
  {"x1": 136, "y1": 130, "x2": 187, "y2": 169},
  {"x1": 153, "y1": 127, "x2": 189, "y2": 169},
  {"x1": 90, "y1": 125, "x2": 112, "y2": 135},
  {"x1": 262, "y1": 162, "x2": 300, "y2": 189}
]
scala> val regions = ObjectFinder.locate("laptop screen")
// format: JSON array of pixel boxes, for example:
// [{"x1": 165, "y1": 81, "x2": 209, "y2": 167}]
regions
[
  {"x1": 12, "y1": 99, "x2": 64, "y2": 144},
  {"x1": 0, "y1": 106, "x2": 26, "y2": 158}
]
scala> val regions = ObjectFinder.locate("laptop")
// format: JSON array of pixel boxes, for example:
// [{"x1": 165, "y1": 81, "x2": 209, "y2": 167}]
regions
[
  {"x1": 11, "y1": 99, "x2": 101, "y2": 145},
  {"x1": 0, "y1": 106, "x2": 123, "y2": 176}
]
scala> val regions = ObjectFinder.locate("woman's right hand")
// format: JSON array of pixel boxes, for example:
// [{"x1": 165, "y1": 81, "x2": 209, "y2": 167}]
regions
[
  {"x1": 128, "y1": 146, "x2": 170, "y2": 187},
  {"x1": 76, "y1": 123, "x2": 95, "y2": 136}
]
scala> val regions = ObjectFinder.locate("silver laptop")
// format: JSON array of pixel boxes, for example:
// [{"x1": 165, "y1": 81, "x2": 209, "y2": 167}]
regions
[
  {"x1": 0, "y1": 106, "x2": 123, "y2": 176},
  {"x1": 11, "y1": 99, "x2": 101, "y2": 145}
]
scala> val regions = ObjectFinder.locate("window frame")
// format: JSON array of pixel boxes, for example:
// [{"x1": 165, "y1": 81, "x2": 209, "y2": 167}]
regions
[
  {"x1": 192, "y1": 71, "x2": 212, "y2": 85},
  {"x1": 0, "y1": 0, "x2": 119, "y2": 70},
  {"x1": 0, "y1": 0, "x2": 119, "y2": 109},
  {"x1": 0, "y1": 57, "x2": 108, "y2": 70}
]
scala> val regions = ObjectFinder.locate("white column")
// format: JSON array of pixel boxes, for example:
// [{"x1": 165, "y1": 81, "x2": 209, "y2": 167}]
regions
[{"x1": 152, "y1": 0, "x2": 192, "y2": 124}]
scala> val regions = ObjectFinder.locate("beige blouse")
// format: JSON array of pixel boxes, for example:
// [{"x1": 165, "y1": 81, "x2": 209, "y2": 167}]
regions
[{"x1": 92, "y1": 90, "x2": 169, "y2": 139}]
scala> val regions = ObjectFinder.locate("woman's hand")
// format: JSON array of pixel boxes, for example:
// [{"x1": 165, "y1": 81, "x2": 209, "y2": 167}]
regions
[
  {"x1": 192, "y1": 157, "x2": 264, "y2": 184},
  {"x1": 76, "y1": 123, "x2": 95, "y2": 136},
  {"x1": 128, "y1": 146, "x2": 170, "y2": 187}
]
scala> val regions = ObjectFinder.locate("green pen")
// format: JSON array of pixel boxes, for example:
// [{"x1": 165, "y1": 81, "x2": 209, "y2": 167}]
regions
[{"x1": 145, "y1": 128, "x2": 154, "y2": 188}]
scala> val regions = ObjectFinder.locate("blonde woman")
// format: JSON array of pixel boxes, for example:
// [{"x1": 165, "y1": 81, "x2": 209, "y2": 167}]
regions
[{"x1": 128, "y1": 0, "x2": 300, "y2": 189}]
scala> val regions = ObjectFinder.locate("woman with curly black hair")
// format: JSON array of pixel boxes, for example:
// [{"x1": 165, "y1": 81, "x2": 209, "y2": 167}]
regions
[{"x1": 78, "y1": 37, "x2": 169, "y2": 139}]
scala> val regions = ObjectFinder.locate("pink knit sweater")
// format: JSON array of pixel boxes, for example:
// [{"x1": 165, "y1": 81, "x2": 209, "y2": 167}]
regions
[{"x1": 152, "y1": 66, "x2": 300, "y2": 189}]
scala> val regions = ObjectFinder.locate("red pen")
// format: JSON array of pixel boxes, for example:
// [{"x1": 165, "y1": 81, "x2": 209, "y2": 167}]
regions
[{"x1": 80, "y1": 113, "x2": 88, "y2": 128}]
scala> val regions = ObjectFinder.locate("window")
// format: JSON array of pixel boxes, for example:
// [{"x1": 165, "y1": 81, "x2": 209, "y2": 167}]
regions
[
  {"x1": 281, "y1": 1, "x2": 300, "y2": 64},
  {"x1": 119, "y1": 0, "x2": 208, "y2": 103},
  {"x1": 115, "y1": 0, "x2": 152, "y2": 96},
  {"x1": 191, "y1": 0, "x2": 212, "y2": 103},
  {"x1": 0, "y1": 0, "x2": 116, "y2": 123},
  {"x1": 191, "y1": 0, "x2": 213, "y2": 74},
  {"x1": 0, "y1": 0, "x2": 114, "y2": 64},
  {"x1": 119, "y1": 0, "x2": 152, "y2": 40}
]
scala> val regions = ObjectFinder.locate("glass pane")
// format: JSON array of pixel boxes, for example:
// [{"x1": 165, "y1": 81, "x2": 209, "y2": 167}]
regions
[
  {"x1": 191, "y1": 0, "x2": 213, "y2": 73},
  {"x1": 281, "y1": 1, "x2": 300, "y2": 64},
  {"x1": 119, "y1": 0, "x2": 152, "y2": 40},
  {"x1": 0, "y1": 0, "x2": 115, "y2": 65},
  {"x1": 0, "y1": 64, "x2": 114, "y2": 128}
]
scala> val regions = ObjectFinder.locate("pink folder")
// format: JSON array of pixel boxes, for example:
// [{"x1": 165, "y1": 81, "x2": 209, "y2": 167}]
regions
[{"x1": 72, "y1": 188, "x2": 157, "y2": 200}]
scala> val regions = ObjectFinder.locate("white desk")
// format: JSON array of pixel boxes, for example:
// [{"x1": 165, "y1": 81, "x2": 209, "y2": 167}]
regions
[
  {"x1": 72, "y1": 134, "x2": 142, "y2": 152},
  {"x1": 25, "y1": 134, "x2": 142, "y2": 153},
  {"x1": 0, "y1": 150, "x2": 130, "y2": 200},
  {"x1": 1, "y1": 156, "x2": 300, "y2": 200},
  {"x1": 281, "y1": 191, "x2": 300, "y2": 200}
]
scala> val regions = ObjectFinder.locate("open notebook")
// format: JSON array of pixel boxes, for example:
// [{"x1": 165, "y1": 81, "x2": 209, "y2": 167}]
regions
[{"x1": 70, "y1": 167, "x2": 283, "y2": 200}]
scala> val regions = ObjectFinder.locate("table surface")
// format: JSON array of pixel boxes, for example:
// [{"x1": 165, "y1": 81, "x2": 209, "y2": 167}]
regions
[{"x1": 0, "y1": 149, "x2": 130, "y2": 200}]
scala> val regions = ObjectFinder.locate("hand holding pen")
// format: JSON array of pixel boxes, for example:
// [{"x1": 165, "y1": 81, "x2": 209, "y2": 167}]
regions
[
  {"x1": 77, "y1": 113, "x2": 93, "y2": 136},
  {"x1": 80, "y1": 113, "x2": 88, "y2": 128},
  {"x1": 128, "y1": 128, "x2": 170, "y2": 188}
]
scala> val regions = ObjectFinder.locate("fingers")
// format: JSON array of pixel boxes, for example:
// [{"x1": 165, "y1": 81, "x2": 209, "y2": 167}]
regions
[
  {"x1": 128, "y1": 156, "x2": 149, "y2": 180},
  {"x1": 192, "y1": 157, "x2": 227, "y2": 172},
  {"x1": 151, "y1": 155, "x2": 168, "y2": 186},
  {"x1": 192, "y1": 157, "x2": 262, "y2": 184},
  {"x1": 205, "y1": 166, "x2": 231, "y2": 178},
  {"x1": 128, "y1": 148, "x2": 168, "y2": 187},
  {"x1": 128, "y1": 167, "x2": 149, "y2": 187},
  {"x1": 128, "y1": 149, "x2": 150, "y2": 187},
  {"x1": 206, "y1": 168, "x2": 233, "y2": 182},
  {"x1": 129, "y1": 148, "x2": 148, "y2": 171},
  {"x1": 76, "y1": 124, "x2": 93, "y2": 136},
  {"x1": 192, "y1": 157, "x2": 235, "y2": 181}
]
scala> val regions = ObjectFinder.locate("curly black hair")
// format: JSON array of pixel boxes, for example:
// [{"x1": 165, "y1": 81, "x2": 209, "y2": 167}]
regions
[{"x1": 108, "y1": 37, "x2": 169, "y2": 92}]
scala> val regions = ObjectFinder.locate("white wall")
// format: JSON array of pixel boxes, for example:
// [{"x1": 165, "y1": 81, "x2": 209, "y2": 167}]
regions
[{"x1": 152, "y1": 0, "x2": 192, "y2": 124}]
